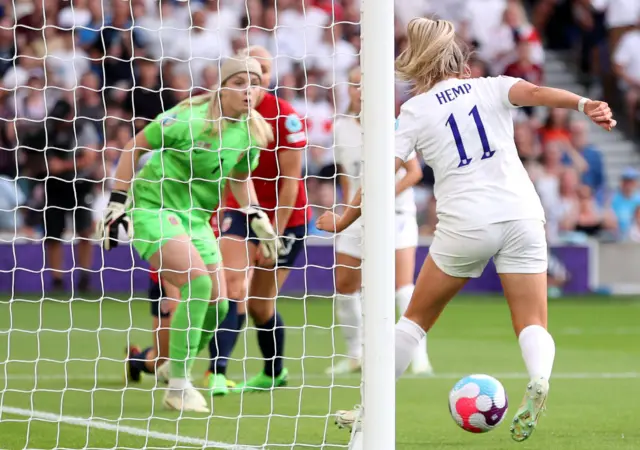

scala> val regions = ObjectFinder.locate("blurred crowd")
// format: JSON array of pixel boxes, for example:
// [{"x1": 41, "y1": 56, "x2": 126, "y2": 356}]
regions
[{"x1": 0, "y1": 0, "x2": 640, "y2": 254}]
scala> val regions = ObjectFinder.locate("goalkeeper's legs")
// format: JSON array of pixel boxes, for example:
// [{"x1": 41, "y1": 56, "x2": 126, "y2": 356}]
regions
[{"x1": 148, "y1": 237, "x2": 219, "y2": 413}]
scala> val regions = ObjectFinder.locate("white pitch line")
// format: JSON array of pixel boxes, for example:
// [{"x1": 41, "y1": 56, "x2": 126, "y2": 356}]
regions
[
  {"x1": 0, "y1": 406, "x2": 261, "y2": 450},
  {"x1": 0, "y1": 371, "x2": 638, "y2": 382}
]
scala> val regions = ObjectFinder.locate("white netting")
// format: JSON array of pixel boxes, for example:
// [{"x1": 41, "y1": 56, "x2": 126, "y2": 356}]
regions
[{"x1": 0, "y1": 0, "x2": 364, "y2": 448}]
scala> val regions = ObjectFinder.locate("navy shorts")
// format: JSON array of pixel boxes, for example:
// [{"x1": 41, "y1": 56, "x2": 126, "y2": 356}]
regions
[
  {"x1": 149, "y1": 279, "x2": 172, "y2": 319},
  {"x1": 220, "y1": 210, "x2": 306, "y2": 268}
]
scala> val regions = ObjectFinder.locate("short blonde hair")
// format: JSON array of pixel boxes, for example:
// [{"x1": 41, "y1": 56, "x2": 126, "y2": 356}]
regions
[{"x1": 395, "y1": 18, "x2": 470, "y2": 93}]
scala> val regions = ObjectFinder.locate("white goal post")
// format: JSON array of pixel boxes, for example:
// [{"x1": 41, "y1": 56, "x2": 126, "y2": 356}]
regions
[
  {"x1": 0, "y1": 0, "x2": 397, "y2": 448},
  {"x1": 360, "y1": 0, "x2": 396, "y2": 449}
]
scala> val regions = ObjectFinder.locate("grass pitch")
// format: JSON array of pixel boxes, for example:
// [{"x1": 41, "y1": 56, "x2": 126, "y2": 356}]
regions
[{"x1": 0, "y1": 295, "x2": 638, "y2": 449}]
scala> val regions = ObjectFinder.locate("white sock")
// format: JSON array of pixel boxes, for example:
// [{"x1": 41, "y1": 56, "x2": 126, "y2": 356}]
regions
[
  {"x1": 336, "y1": 292, "x2": 363, "y2": 360},
  {"x1": 168, "y1": 378, "x2": 190, "y2": 389},
  {"x1": 395, "y1": 316, "x2": 425, "y2": 380},
  {"x1": 396, "y1": 285, "x2": 429, "y2": 367},
  {"x1": 518, "y1": 325, "x2": 555, "y2": 381}
]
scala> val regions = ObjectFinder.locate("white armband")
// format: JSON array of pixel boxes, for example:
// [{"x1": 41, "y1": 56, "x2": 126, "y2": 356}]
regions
[{"x1": 578, "y1": 97, "x2": 590, "y2": 114}]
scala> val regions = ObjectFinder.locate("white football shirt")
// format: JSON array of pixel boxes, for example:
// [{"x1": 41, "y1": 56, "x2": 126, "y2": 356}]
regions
[
  {"x1": 395, "y1": 76, "x2": 545, "y2": 230},
  {"x1": 335, "y1": 115, "x2": 417, "y2": 215}
]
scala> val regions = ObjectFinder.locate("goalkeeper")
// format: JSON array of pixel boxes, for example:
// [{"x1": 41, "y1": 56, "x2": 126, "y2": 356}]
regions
[{"x1": 97, "y1": 56, "x2": 277, "y2": 413}]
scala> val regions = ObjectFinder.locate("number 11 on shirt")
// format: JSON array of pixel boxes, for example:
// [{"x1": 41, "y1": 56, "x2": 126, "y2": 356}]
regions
[{"x1": 446, "y1": 105, "x2": 496, "y2": 168}]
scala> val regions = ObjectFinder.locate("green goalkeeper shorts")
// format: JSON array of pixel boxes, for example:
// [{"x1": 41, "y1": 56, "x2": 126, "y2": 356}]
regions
[{"x1": 130, "y1": 208, "x2": 221, "y2": 266}]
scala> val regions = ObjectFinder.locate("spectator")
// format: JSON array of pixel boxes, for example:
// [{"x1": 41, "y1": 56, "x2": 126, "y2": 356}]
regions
[
  {"x1": 77, "y1": 72, "x2": 106, "y2": 138},
  {"x1": 468, "y1": 57, "x2": 490, "y2": 78},
  {"x1": 611, "y1": 167, "x2": 640, "y2": 239},
  {"x1": 169, "y1": 74, "x2": 192, "y2": 103},
  {"x1": 45, "y1": 29, "x2": 90, "y2": 90},
  {"x1": 628, "y1": 206, "x2": 640, "y2": 243},
  {"x1": 612, "y1": 22, "x2": 640, "y2": 133},
  {"x1": 292, "y1": 76, "x2": 334, "y2": 175},
  {"x1": 276, "y1": 0, "x2": 328, "y2": 64},
  {"x1": 539, "y1": 108, "x2": 572, "y2": 144},
  {"x1": 575, "y1": 184, "x2": 618, "y2": 237},
  {"x1": 26, "y1": 99, "x2": 100, "y2": 293},
  {"x1": 2, "y1": 44, "x2": 44, "y2": 91},
  {"x1": 627, "y1": 205, "x2": 640, "y2": 242},
  {"x1": 591, "y1": 0, "x2": 640, "y2": 56},
  {"x1": 0, "y1": 18, "x2": 15, "y2": 79},
  {"x1": 99, "y1": 0, "x2": 144, "y2": 89},
  {"x1": 57, "y1": 0, "x2": 91, "y2": 30},
  {"x1": 171, "y1": 7, "x2": 231, "y2": 87},
  {"x1": 125, "y1": 59, "x2": 177, "y2": 133},
  {"x1": 557, "y1": 168, "x2": 581, "y2": 238},
  {"x1": 277, "y1": 73, "x2": 298, "y2": 104},
  {"x1": 565, "y1": 121, "x2": 606, "y2": 198},
  {"x1": 77, "y1": 0, "x2": 105, "y2": 50},
  {"x1": 504, "y1": 40, "x2": 543, "y2": 117},
  {"x1": 310, "y1": 23, "x2": 358, "y2": 112},
  {"x1": 0, "y1": 113, "x2": 25, "y2": 235},
  {"x1": 504, "y1": 40, "x2": 543, "y2": 86},
  {"x1": 14, "y1": 74, "x2": 48, "y2": 126},
  {"x1": 535, "y1": 141, "x2": 564, "y2": 232},
  {"x1": 204, "y1": 0, "x2": 241, "y2": 42},
  {"x1": 479, "y1": 0, "x2": 532, "y2": 74}
]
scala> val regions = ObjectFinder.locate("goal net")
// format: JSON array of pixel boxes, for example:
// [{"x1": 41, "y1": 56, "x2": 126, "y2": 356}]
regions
[{"x1": 0, "y1": 0, "x2": 394, "y2": 449}]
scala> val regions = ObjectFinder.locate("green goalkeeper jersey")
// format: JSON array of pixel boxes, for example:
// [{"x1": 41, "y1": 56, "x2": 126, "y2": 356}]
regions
[{"x1": 132, "y1": 101, "x2": 260, "y2": 223}]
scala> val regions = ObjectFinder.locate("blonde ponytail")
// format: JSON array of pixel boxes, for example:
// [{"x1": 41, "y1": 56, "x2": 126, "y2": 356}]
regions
[
  {"x1": 247, "y1": 108, "x2": 273, "y2": 148},
  {"x1": 395, "y1": 18, "x2": 469, "y2": 93}
]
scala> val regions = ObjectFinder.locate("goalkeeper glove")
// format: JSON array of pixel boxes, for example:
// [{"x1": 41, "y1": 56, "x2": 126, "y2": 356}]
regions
[
  {"x1": 247, "y1": 206, "x2": 281, "y2": 260},
  {"x1": 96, "y1": 190, "x2": 132, "y2": 251}
]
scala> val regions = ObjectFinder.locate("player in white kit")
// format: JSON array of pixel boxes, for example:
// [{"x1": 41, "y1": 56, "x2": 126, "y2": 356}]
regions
[
  {"x1": 327, "y1": 66, "x2": 432, "y2": 376},
  {"x1": 317, "y1": 18, "x2": 616, "y2": 443}
]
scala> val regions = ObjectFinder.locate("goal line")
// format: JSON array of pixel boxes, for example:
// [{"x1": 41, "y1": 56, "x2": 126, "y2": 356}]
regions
[{"x1": 0, "y1": 406, "x2": 261, "y2": 450}]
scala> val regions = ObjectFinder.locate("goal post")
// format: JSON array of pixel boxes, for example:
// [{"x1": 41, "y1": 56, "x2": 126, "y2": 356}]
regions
[
  {"x1": 360, "y1": 0, "x2": 397, "y2": 448},
  {"x1": 1, "y1": 0, "x2": 397, "y2": 448}
]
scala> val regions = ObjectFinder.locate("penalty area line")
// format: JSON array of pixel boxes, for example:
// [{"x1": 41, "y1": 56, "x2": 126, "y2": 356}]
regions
[{"x1": 0, "y1": 406, "x2": 261, "y2": 450}]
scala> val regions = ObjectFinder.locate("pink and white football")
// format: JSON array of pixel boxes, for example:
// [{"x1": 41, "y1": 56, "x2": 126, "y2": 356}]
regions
[{"x1": 448, "y1": 374, "x2": 508, "y2": 433}]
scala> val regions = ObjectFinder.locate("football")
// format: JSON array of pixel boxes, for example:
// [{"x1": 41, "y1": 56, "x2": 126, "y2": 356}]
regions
[{"x1": 448, "y1": 374, "x2": 508, "y2": 433}]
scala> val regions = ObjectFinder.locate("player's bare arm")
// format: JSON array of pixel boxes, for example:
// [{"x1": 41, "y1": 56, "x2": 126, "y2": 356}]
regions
[
  {"x1": 317, "y1": 157, "x2": 405, "y2": 233},
  {"x1": 274, "y1": 149, "x2": 303, "y2": 234},
  {"x1": 337, "y1": 163, "x2": 351, "y2": 206},
  {"x1": 395, "y1": 156, "x2": 422, "y2": 196},
  {"x1": 227, "y1": 168, "x2": 260, "y2": 209},
  {"x1": 508, "y1": 80, "x2": 616, "y2": 131}
]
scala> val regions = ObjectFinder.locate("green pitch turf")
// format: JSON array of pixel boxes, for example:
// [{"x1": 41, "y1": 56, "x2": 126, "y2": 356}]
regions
[{"x1": 0, "y1": 294, "x2": 638, "y2": 449}]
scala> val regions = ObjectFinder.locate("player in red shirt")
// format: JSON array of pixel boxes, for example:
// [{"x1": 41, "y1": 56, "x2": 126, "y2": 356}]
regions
[{"x1": 204, "y1": 46, "x2": 309, "y2": 395}]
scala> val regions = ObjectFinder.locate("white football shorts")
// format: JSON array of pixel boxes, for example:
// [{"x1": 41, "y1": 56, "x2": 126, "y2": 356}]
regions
[
  {"x1": 429, "y1": 219, "x2": 548, "y2": 278},
  {"x1": 335, "y1": 213, "x2": 419, "y2": 259}
]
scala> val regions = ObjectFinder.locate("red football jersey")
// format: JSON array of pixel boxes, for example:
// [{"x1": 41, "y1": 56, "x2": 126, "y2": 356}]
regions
[
  {"x1": 224, "y1": 92, "x2": 310, "y2": 228},
  {"x1": 150, "y1": 269, "x2": 159, "y2": 284}
]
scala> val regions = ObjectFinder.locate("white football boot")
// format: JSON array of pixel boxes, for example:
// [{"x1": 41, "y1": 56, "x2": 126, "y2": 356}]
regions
[
  {"x1": 325, "y1": 358, "x2": 362, "y2": 376},
  {"x1": 163, "y1": 382, "x2": 210, "y2": 413},
  {"x1": 335, "y1": 405, "x2": 362, "y2": 432},
  {"x1": 510, "y1": 376, "x2": 549, "y2": 442},
  {"x1": 156, "y1": 362, "x2": 170, "y2": 385},
  {"x1": 410, "y1": 350, "x2": 434, "y2": 376}
]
